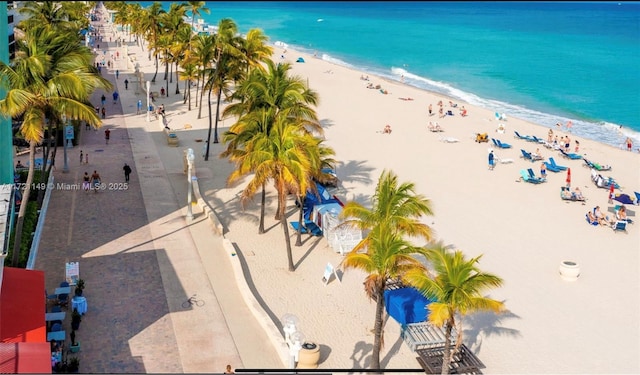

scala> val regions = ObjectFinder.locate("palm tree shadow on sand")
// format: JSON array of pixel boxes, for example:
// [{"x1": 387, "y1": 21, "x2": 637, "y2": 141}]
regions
[
  {"x1": 350, "y1": 340, "x2": 373, "y2": 369},
  {"x1": 463, "y1": 308, "x2": 521, "y2": 353}
]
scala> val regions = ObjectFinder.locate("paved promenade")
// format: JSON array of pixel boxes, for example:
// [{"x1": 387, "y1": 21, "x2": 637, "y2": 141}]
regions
[{"x1": 33, "y1": 10, "x2": 281, "y2": 373}]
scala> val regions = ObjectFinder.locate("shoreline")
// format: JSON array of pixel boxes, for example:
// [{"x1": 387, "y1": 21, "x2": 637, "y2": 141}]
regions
[{"x1": 270, "y1": 42, "x2": 640, "y2": 152}]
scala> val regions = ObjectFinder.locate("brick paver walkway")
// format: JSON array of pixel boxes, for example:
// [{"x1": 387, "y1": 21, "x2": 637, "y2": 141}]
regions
[{"x1": 32, "y1": 8, "x2": 272, "y2": 373}]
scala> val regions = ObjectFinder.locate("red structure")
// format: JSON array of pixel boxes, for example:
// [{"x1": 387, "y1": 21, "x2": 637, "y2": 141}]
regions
[{"x1": 0, "y1": 267, "x2": 51, "y2": 373}]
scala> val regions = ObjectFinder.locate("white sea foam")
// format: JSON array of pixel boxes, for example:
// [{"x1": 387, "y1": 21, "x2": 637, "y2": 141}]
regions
[{"x1": 386, "y1": 66, "x2": 640, "y2": 149}]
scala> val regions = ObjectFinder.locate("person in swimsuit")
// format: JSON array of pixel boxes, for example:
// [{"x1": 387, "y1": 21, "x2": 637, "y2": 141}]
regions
[
  {"x1": 90, "y1": 170, "x2": 101, "y2": 193},
  {"x1": 82, "y1": 172, "x2": 91, "y2": 192}
]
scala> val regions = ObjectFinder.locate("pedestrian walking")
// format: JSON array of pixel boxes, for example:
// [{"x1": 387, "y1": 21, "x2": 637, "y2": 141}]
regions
[
  {"x1": 115, "y1": 70, "x2": 119, "y2": 79},
  {"x1": 104, "y1": 129, "x2": 111, "y2": 144},
  {"x1": 79, "y1": 150, "x2": 83, "y2": 164},
  {"x1": 85, "y1": 153, "x2": 89, "y2": 164},
  {"x1": 90, "y1": 170, "x2": 101, "y2": 193},
  {"x1": 488, "y1": 149, "x2": 495, "y2": 171},
  {"x1": 101, "y1": 94, "x2": 106, "y2": 106},
  {"x1": 124, "y1": 79, "x2": 129, "y2": 90},
  {"x1": 112, "y1": 91, "x2": 119, "y2": 104},
  {"x1": 101, "y1": 107, "x2": 106, "y2": 119},
  {"x1": 82, "y1": 172, "x2": 91, "y2": 192},
  {"x1": 136, "y1": 99, "x2": 142, "y2": 115},
  {"x1": 123, "y1": 163, "x2": 132, "y2": 182}
]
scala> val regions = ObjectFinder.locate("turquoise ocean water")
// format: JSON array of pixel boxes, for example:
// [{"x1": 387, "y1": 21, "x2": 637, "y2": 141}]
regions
[{"x1": 141, "y1": 1, "x2": 640, "y2": 148}]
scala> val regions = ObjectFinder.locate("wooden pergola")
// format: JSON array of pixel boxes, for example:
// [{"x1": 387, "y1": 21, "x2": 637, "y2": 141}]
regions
[
  {"x1": 401, "y1": 322, "x2": 485, "y2": 374},
  {"x1": 415, "y1": 344, "x2": 485, "y2": 374}
]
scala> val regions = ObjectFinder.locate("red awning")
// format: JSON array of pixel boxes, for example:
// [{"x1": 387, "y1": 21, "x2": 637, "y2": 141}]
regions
[{"x1": 0, "y1": 267, "x2": 51, "y2": 373}]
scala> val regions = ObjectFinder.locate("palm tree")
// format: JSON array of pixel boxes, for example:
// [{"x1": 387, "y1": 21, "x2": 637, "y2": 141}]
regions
[
  {"x1": 139, "y1": 2, "x2": 166, "y2": 82},
  {"x1": 240, "y1": 28, "x2": 273, "y2": 74},
  {"x1": 294, "y1": 139, "x2": 336, "y2": 246},
  {"x1": 193, "y1": 33, "x2": 216, "y2": 116},
  {"x1": 186, "y1": 1, "x2": 210, "y2": 47},
  {"x1": 403, "y1": 244, "x2": 505, "y2": 375},
  {"x1": 222, "y1": 60, "x2": 322, "y2": 231},
  {"x1": 225, "y1": 109, "x2": 315, "y2": 271},
  {"x1": 339, "y1": 169, "x2": 435, "y2": 369},
  {"x1": 0, "y1": 26, "x2": 110, "y2": 267}
]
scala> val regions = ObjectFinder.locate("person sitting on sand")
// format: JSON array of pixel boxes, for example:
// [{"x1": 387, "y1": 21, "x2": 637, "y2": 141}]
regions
[
  {"x1": 572, "y1": 187, "x2": 584, "y2": 200},
  {"x1": 532, "y1": 148, "x2": 543, "y2": 160},
  {"x1": 616, "y1": 205, "x2": 633, "y2": 224},
  {"x1": 383, "y1": 124, "x2": 392, "y2": 134},
  {"x1": 562, "y1": 188, "x2": 573, "y2": 200},
  {"x1": 460, "y1": 106, "x2": 468, "y2": 116},
  {"x1": 586, "y1": 210, "x2": 598, "y2": 225},
  {"x1": 380, "y1": 89, "x2": 389, "y2": 95},
  {"x1": 594, "y1": 206, "x2": 612, "y2": 226},
  {"x1": 366, "y1": 82, "x2": 374, "y2": 89}
]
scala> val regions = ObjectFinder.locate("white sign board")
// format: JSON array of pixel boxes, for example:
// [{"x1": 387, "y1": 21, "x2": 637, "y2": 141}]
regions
[
  {"x1": 65, "y1": 261, "x2": 79, "y2": 286},
  {"x1": 321, "y1": 262, "x2": 340, "y2": 286}
]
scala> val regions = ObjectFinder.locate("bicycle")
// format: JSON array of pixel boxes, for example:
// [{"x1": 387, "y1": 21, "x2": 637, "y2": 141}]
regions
[{"x1": 182, "y1": 294, "x2": 205, "y2": 308}]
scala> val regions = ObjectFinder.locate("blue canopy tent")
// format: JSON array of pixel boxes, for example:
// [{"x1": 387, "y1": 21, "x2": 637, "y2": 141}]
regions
[
  {"x1": 302, "y1": 181, "x2": 340, "y2": 221},
  {"x1": 296, "y1": 57, "x2": 305, "y2": 63},
  {"x1": 384, "y1": 287, "x2": 435, "y2": 325}
]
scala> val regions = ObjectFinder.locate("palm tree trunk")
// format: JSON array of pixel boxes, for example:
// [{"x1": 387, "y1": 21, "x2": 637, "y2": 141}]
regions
[
  {"x1": 371, "y1": 287, "x2": 385, "y2": 370},
  {"x1": 441, "y1": 321, "x2": 453, "y2": 375},
  {"x1": 194, "y1": 73, "x2": 200, "y2": 108},
  {"x1": 204, "y1": 85, "x2": 213, "y2": 160},
  {"x1": 151, "y1": 54, "x2": 159, "y2": 82},
  {"x1": 295, "y1": 195, "x2": 304, "y2": 246},
  {"x1": 213, "y1": 85, "x2": 222, "y2": 143},
  {"x1": 164, "y1": 60, "x2": 170, "y2": 97},
  {"x1": 175, "y1": 62, "x2": 180, "y2": 94},
  {"x1": 259, "y1": 183, "x2": 266, "y2": 234},
  {"x1": 197, "y1": 73, "x2": 206, "y2": 119},
  {"x1": 12, "y1": 141, "x2": 36, "y2": 267}
]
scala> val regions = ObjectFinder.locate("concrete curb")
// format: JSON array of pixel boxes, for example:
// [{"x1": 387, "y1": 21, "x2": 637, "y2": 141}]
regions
[{"x1": 191, "y1": 177, "x2": 289, "y2": 367}]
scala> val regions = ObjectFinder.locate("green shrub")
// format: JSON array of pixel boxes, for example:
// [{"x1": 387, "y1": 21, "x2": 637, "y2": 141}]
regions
[{"x1": 4, "y1": 201, "x2": 39, "y2": 268}]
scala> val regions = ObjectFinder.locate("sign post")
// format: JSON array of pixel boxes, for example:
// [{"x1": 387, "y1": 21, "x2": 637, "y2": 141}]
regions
[{"x1": 65, "y1": 262, "x2": 80, "y2": 286}]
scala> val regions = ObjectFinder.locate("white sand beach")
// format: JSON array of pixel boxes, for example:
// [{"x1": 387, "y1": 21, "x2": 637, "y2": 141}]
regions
[{"x1": 119, "y1": 37, "x2": 640, "y2": 372}]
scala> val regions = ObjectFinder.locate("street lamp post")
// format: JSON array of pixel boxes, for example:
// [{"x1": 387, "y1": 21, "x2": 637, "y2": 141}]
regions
[
  {"x1": 146, "y1": 80, "x2": 151, "y2": 122},
  {"x1": 186, "y1": 148, "x2": 195, "y2": 220},
  {"x1": 62, "y1": 116, "x2": 69, "y2": 173},
  {"x1": 281, "y1": 313, "x2": 304, "y2": 369}
]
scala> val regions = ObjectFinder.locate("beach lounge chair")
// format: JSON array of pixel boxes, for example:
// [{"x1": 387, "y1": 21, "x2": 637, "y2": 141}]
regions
[
  {"x1": 527, "y1": 168, "x2": 546, "y2": 182},
  {"x1": 548, "y1": 157, "x2": 568, "y2": 171},
  {"x1": 583, "y1": 158, "x2": 611, "y2": 171},
  {"x1": 543, "y1": 161, "x2": 562, "y2": 173},
  {"x1": 514, "y1": 131, "x2": 535, "y2": 142},
  {"x1": 521, "y1": 149, "x2": 543, "y2": 162},
  {"x1": 290, "y1": 220, "x2": 323, "y2": 236},
  {"x1": 491, "y1": 138, "x2": 512, "y2": 149},
  {"x1": 519, "y1": 169, "x2": 544, "y2": 184},
  {"x1": 559, "y1": 149, "x2": 582, "y2": 160},
  {"x1": 531, "y1": 135, "x2": 547, "y2": 144},
  {"x1": 585, "y1": 213, "x2": 599, "y2": 226},
  {"x1": 612, "y1": 220, "x2": 627, "y2": 233},
  {"x1": 561, "y1": 186, "x2": 585, "y2": 201}
]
